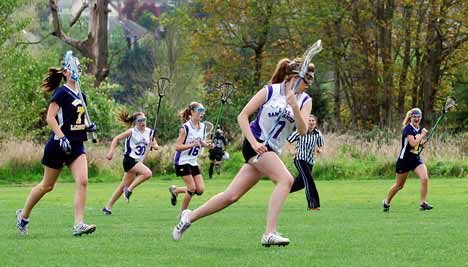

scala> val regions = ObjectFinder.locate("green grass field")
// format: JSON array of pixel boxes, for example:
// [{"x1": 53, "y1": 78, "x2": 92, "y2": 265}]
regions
[{"x1": 1, "y1": 178, "x2": 468, "y2": 266}]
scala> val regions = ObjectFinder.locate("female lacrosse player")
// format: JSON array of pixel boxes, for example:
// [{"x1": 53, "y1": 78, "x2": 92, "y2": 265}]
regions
[
  {"x1": 208, "y1": 128, "x2": 227, "y2": 179},
  {"x1": 382, "y1": 108, "x2": 432, "y2": 212},
  {"x1": 287, "y1": 114, "x2": 324, "y2": 210},
  {"x1": 169, "y1": 102, "x2": 212, "y2": 216},
  {"x1": 172, "y1": 58, "x2": 313, "y2": 247},
  {"x1": 16, "y1": 53, "x2": 97, "y2": 236},
  {"x1": 102, "y1": 111, "x2": 158, "y2": 215}
]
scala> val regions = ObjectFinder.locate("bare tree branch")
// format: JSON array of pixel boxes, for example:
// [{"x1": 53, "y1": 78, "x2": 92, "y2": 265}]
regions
[
  {"x1": 49, "y1": 0, "x2": 91, "y2": 56},
  {"x1": 70, "y1": 1, "x2": 89, "y2": 28},
  {"x1": 15, "y1": 33, "x2": 52, "y2": 47}
]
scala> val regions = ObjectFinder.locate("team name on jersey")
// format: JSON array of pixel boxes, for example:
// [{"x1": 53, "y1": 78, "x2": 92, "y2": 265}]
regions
[{"x1": 267, "y1": 108, "x2": 294, "y2": 123}]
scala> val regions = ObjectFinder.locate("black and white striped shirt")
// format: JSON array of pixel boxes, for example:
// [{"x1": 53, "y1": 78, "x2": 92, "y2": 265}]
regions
[{"x1": 287, "y1": 128, "x2": 324, "y2": 165}]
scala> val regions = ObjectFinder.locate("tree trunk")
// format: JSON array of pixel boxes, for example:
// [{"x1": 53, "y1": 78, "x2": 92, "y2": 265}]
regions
[
  {"x1": 90, "y1": 0, "x2": 109, "y2": 86},
  {"x1": 420, "y1": 2, "x2": 444, "y2": 126},
  {"x1": 49, "y1": 0, "x2": 109, "y2": 87},
  {"x1": 397, "y1": 4, "x2": 413, "y2": 114}
]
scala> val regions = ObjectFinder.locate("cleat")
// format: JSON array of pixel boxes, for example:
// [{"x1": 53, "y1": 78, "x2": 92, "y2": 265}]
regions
[
  {"x1": 382, "y1": 199, "x2": 390, "y2": 212},
  {"x1": 169, "y1": 185, "x2": 177, "y2": 206},
  {"x1": 308, "y1": 207, "x2": 321, "y2": 211},
  {"x1": 420, "y1": 202, "x2": 433, "y2": 211},
  {"x1": 16, "y1": 209, "x2": 29, "y2": 235},
  {"x1": 172, "y1": 209, "x2": 192, "y2": 241},
  {"x1": 123, "y1": 187, "x2": 132, "y2": 203},
  {"x1": 102, "y1": 207, "x2": 112, "y2": 215},
  {"x1": 261, "y1": 232, "x2": 290, "y2": 247},
  {"x1": 73, "y1": 223, "x2": 96, "y2": 236}
]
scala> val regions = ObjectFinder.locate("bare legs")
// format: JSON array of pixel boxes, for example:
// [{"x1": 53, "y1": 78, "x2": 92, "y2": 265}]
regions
[{"x1": 188, "y1": 151, "x2": 293, "y2": 235}]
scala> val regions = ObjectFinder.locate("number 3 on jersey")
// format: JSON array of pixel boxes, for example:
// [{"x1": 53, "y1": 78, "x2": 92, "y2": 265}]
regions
[{"x1": 135, "y1": 145, "x2": 146, "y2": 156}]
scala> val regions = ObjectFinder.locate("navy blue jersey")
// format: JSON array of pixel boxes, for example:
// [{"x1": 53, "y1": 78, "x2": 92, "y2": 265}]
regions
[
  {"x1": 398, "y1": 124, "x2": 421, "y2": 160},
  {"x1": 50, "y1": 85, "x2": 88, "y2": 142},
  {"x1": 212, "y1": 135, "x2": 227, "y2": 150}
]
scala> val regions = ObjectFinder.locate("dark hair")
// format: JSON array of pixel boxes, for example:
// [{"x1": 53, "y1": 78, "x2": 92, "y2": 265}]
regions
[
  {"x1": 270, "y1": 58, "x2": 315, "y2": 84},
  {"x1": 118, "y1": 111, "x2": 145, "y2": 127},
  {"x1": 41, "y1": 67, "x2": 66, "y2": 92},
  {"x1": 179, "y1": 102, "x2": 202, "y2": 122}
]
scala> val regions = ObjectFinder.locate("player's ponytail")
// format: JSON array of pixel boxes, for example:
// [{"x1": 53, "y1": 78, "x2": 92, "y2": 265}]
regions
[
  {"x1": 270, "y1": 58, "x2": 292, "y2": 84},
  {"x1": 118, "y1": 111, "x2": 144, "y2": 127},
  {"x1": 41, "y1": 67, "x2": 66, "y2": 92},
  {"x1": 270, "y1": 58, "x2": 315, "y2": 84},
  {"x1": 179, "y1": 102, "x2": 201, "y2": 122}
]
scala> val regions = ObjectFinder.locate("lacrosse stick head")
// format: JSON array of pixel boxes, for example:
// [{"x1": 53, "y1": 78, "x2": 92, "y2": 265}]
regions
[
  {"x1": 290, "y1": 40, "x2": 322, "y2": 86},
  {"x1": 63, "y1": 51, "x2": 81, "y2": 81},
  {"x1": 157, "y1": 77, "x2": 170, "y2": 97},
  {"x1": 443, "y1": 96, "x2": 456, "y2": 113},
  {"x1": 217, "y1": 82, "x2": 235, "y2": 103},
  {"x1": 204, "y1": 121, "x2": 214, "y2": 139}
]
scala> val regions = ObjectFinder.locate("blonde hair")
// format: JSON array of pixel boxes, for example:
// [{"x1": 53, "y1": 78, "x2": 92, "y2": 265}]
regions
[
  {"x1": 270, "y1": 58, "x2": 315, "y2": 84},
  {"x1": 402, "y1": 108, "x2": 422, "y2": 127},
  {"x1": 118, "y1": 111, "x2": 145, "y2": 128},
  {"x1": 179, "y1": 102, "x2": 203, "y2": 122}
]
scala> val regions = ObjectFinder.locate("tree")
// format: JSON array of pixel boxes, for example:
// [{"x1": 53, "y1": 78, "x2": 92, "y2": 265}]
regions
[{"x1": 49, "y1": 0, "x2": 109, "y2": 86}]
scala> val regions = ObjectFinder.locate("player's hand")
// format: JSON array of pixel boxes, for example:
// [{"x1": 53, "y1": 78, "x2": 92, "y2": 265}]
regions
[
  {"x1": 151, "y1": 140, "x2": 159, "y2": 150},
  {"x1": 106, "y1": 151, "x2": 114, "y2": 160},
  {"x1": 192, "y1": 139, "x2": 201, "y2": 147},
  {"x1": 59, "y1": 136, "x2": 71, "y2": 155},
  {"x1": 252, "y1": 141, "x2": 268, "y2": 155},
  {"x1": 286, "y1": 88, "x2": 298, "y2": 109},
  {"x1": 421, "y1": 128, "x2": 428, "y2": 137}
]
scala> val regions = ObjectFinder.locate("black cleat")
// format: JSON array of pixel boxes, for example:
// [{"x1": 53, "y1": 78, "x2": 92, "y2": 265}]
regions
[
  {"x1": 420, "y1": 202, "x2": 433, "y2": 211},
  {"x1": 102, "y1": 207, "x2": 112, "y2": 215},
  {"x1": 382, "y1": 199, "x2": 390, "y2": 212},
  {"x1": 123, "y1": 187, "x2": 132, "y2": 203},
  {"x1": 169, "y1": 185, "x2": 177, "y2": 206}
]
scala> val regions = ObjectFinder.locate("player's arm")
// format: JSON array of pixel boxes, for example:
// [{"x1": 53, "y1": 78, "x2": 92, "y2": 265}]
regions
[
  {"x1": 175, "y1": 127, "x2": 198, "y2": 151},
  {"x1": 46, "y1": 102, "x2": 65, "y2": 138},
  {"x1": 106, "y1": 129, "x2": 132, "y2": 160}
]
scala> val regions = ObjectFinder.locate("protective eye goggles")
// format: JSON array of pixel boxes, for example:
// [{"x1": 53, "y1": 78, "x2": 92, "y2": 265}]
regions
[
  {"x1": 135, "y1": 118, "x2": 146, "y2": 123},
  {"x1": 193, "y1": 107, "x2": 206, "y2": 113},
  {"x1": 303, "y1": 72, "x2": 314, "y2": 85},
  {"x1": 410, "y1": 110, "x2": 422, "y2": 118}
]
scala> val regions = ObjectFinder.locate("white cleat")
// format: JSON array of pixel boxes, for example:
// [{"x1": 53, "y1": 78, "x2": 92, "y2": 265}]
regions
[
  {"x1": 72, "y1": 222, "x2": 97, "y2": 236},
  {"x1": 16, "y1": 209, "x2": 29, "y2": 235},
  {"x1": 172, "y1": 209, "x2": 192, "y2": 241},
  {"x1": 261, "y1": 232, "x2": 290, "y2": 247}
]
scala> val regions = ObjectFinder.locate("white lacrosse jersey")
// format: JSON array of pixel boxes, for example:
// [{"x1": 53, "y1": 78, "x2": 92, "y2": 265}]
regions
[
  {"x1": 174, "y1": 120, "x2": 208, "y2": 166},
  {"x1": 124, "y1": 127, "x2": 154, "y2": 161},
  {"x1": 250, "y1": 82, "x2": 311, "y2": 153}
]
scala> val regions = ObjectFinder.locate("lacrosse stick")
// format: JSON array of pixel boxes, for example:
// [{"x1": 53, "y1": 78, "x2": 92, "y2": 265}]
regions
[
  {"x1": 418, "y1": 96, "x2": 457, "y2": 155},
  {"x1": 252, "y1": 40, "x2": 323, "y2": 163},
  {"x1": 204, "y1": 121, "x2": 214, "y2": 144},
  {"x1": 212, "y1": 82, "x2": 234, "y2": 138},
  {"x1": 150, "y1": 77, "x2": 170, "y2": 150},
  {"x1": 64, "y1": 51, "x2": 97, "y2": 143}
]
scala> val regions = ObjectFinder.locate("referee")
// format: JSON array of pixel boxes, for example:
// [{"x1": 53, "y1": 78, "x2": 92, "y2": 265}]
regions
[{"x1": 287, "y1": 114, "x2": 324, "y2": 210}]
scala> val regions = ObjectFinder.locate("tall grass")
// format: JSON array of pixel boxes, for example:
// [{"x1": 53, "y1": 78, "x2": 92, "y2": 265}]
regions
[{"x1": 0, "y1": 132, "x2": 466, "y2": 184}]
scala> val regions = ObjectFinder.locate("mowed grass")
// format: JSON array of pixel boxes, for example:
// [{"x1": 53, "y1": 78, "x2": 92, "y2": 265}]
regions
[{"x1": 1, "y1": 178, "x2": 468, "y2": 267}]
